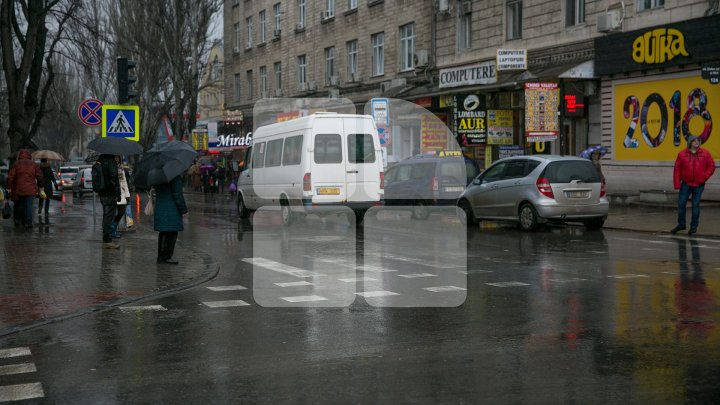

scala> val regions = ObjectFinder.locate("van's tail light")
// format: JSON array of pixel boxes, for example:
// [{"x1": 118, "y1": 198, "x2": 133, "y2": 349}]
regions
[
  {"x1": 379, "y1": 172, "x2": 384, "y2": 189},
  {"x1": 536, "y1": 177, "x2": 554, "y2": 199},
  {"x1": 600, "y1": 182, "x2": 606, "y2": 197},
  {"x1": 431, "y1": 176, "x2": 439, "y2": 192},
  {"x1": 303, "y1": 173, "x2": 311, "y2": 192}
]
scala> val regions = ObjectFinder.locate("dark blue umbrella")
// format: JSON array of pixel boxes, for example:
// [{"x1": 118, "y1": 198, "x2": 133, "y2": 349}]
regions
[
  {"x1": 88, "y1": 137, "x2": 144, "y2": 155},
  {"x1": 578, "y1": 145, "x2": 608, "y2": 159},
  {"x1": 133, "y1": 141, "x2": 197, "y2": 189}
]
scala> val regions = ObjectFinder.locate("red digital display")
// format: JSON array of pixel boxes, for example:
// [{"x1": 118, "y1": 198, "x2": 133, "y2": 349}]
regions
[{"x1": 563, "y1": 91, "x2": 586, "y2": 117}]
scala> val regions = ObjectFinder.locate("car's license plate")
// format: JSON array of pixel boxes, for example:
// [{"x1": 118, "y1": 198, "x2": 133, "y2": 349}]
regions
[
  {"x1": 444, "y1": 186, "x2": 464, "y2": 192},
  {"x1": 566, "y1": 190, "x2": 590, "y2": 198},
  {"x1": 317, "y1": 187, "x2": 340, "y2": 195}
]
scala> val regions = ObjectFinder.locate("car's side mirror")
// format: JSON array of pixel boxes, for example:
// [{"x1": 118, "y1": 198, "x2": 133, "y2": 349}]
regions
[{"x1": 472, "y1": 178, "x2": 481, "y2": 185}]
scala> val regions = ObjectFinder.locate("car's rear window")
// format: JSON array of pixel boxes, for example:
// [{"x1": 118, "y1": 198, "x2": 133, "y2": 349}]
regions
[
  {"x1": 543, "y1": 161, "x2": 600, "y2": 183},
  {"x1": 60, "y1": 167, "x2": 78, "y2": 174}
]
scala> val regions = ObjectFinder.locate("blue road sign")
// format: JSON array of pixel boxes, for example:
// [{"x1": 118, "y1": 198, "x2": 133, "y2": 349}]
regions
[{"x1": 102, "y1": 105, "x2": 140, "y2": 141}]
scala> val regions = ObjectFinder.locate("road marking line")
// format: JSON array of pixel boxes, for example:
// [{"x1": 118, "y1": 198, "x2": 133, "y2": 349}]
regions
[
  {"x1": 202, "y1": 300, "x2": 251, "y2": 308},
  {"x1": 274, "y1": 281, "x2": 314, "y2": 287},
  {"x1": 607, "y1": 274, "x2": 649, "y2": 279},
  {"x1": 365, "y1": 253, "x2": 464, "y2": 269},
  {"x1": 206, "y1": 285, "x2": 248, "y2": 291},
  {"x1": 358, "y1": 265, "x2": 398, "y2": 273},
  {"x1": 397, "y1": 273, "x2": 438, "y2": 279},
  {"x1": 486, "y1": 282, "x2": 531, "y2": 287},
  {"x1": 355, "y1": 290, "x2": 400, "y2": 298},
  {"x1": 660, "y1": 271, "x2": 678, "y2": 275},
  {"x1": 459, "y1": 270, "x2": 493, "y2": 275},
  {"x1": 338, "y1": 277, "x2": 378, "y2": 283},
  {"x1": 0, "y1": 348, "x2": 31, "y2": 359},
  {"x1": 0, "y1": 383, "x2": 45, "y2": 402},
  {"x1": 118, "y1": 305, "x2": 167, "y2": 312},
  {"x1": 549, "y1": 278, "x2": 589, "y2": 283},
  {"x1": 244, "y1": 257, "x2": 324, "y2": 278},
  {"x1": 281, "y1": 295, "x2": 328, "y2": 303},
  {"x1": 423, "y1": 286, "x2": 467, "y2": 292},
  {"x1": 0, "y1": 363, "x2": 37, "y2": 376}
]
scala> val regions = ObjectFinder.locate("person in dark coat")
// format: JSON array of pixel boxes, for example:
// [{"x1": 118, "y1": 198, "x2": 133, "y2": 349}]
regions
[
  {"x1": 37, "y1": 158, "x2": 57, "y2": 222},
  {"x1": 97, "y1": 154, "x2": 121, "y2": 249},
  {"x1": 7, "y1": 149, "x2": 43, "y2": 228},
  {"x1": 154, "y1": 175, "x2": 188, "y2": 264}
]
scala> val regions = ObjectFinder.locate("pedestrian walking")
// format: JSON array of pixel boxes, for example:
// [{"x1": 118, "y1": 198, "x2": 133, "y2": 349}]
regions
[
  {"x1": 7, "y1": 149, "x2": 43, "y2": 228},
  {"x1": 37, "y1": 158, "x2": 57, "y2": 223},
  {"x1": 671, "y1": 135, "x2": 716, "y2": 235},
  {"x1": 111, "y1": 156, "x2": 131, "y2": 238},
  {"x1": 96, "y1": 154, "x2": 121, "y2": 248},
  {"x1": 154, "y1": 175, "x2": 188, "y2": 264},
  {"x1": 217, "y1": 165, "x2": 226, "y2": 194}
]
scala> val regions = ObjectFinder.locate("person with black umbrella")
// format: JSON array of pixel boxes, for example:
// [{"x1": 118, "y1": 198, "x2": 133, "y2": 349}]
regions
[{"x1": 95, "y1": 154, "x2": 122, "y2": 249}]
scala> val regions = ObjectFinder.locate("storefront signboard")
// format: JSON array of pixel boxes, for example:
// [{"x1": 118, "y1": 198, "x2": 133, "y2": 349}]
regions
[
  {"x1": 563, "y1": 89, "x2": 586, "y2": 117},
  {"x1": 701, "y1": 63, "x2": 720, "y2": 85},
  {"x1": 191, "y1": 129, "x2": 209, "y2": 151},
  {"x1": 496, "y1": 49, "x2": 527, "y2": 71},
  {"x1": 453, "y1": 94, "x2": 487, "y2": 146},
  {"x1": 498, "y1": 145, "x2": 524, "y2": 159},
  {"x1": 524, "y1": 82, "x2": 559, "y2": 142},
  {"x1": 421, "y1": 113, "x2": 448, "y2": 152},
  {"x1": 614, "y1": 74, "x2": 719, "y2": 161},
  {"x1": 487, "y1": 110, "x2": 514, "y2": 145},
  {"x1": 439, "y1": 61, "x2": 497, "y2": 89}
]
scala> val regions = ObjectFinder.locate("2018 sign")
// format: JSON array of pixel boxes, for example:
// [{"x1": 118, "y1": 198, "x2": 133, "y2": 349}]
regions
[{"x1": 614, "y1": 75, "x2": 718, "y2": 161}]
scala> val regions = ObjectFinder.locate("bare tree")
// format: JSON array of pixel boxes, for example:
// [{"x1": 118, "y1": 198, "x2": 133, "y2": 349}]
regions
[{"x1": 0, "y1": 0, "x2": 80, "y2": 154}]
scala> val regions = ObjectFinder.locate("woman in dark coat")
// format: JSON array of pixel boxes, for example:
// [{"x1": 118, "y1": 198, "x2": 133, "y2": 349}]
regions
[
  {"x1": 153, "y1": 175, "x2": 188, "y2": 264},
  {"x1": 38, "y1": 158, "x2": 57, "y2": 221}
]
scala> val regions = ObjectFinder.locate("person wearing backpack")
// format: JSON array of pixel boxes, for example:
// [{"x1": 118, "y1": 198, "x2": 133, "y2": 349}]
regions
[{"x1": 93, "y1": 154, "x2": 121, "y2": 249}]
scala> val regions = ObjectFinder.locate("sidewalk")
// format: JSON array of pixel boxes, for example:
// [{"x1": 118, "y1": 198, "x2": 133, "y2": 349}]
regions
[
  {"x1": 0, "y1": 198, "x2": 218, "y2": 337},
  {"x1": 605, "y1": 202, "x2": 720, "y2": 237}
]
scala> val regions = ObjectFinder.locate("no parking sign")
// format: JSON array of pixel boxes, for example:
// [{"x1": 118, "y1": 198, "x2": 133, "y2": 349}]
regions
[{"x1": 77, "y1": 99, "x2": 103, "y2": 126}]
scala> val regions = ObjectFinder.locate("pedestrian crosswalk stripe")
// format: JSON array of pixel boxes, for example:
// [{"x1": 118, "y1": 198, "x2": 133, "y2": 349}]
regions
[
  {"x1": 119, "y1": 305, "x2": 167, "y2": 312},
  {"x1": 0, "y1": 348, "x2": 31, "y2": 359},
  {"x1": 207, "y1": 285, "x2": 248, "y2": 291},
  {"x1": 356, "y1": 290, "x2": 400, "y2": 298},
  {"x1": 486, "y1": 282, "x2": 531, "y2": 287},
  {"x1": 0, "y1": 383, "x2": 45, "y2": 402},
  {"x1": 243, "y1": 257, "x2": 325, "y2": 278},
  {"x1": 275, "y1": 281, "x2": 314, "y2": 287},
  {"x1": 338, "y1": 277, "x2": 377, "y2": 283},
  {"x1": 281, "y1": 295, "x2": 328, "y2": 303},
  {"x1": 607, "y1": 274, "x2": 649, "y2": 279},
  {"x1": 397, "y1": 273, "x2": 438, "y2": 278},
  {"x1": 423, "y1": 286, "x2": 467, "y2": 292},
  {"x1": 0, "y1": 363, "x2": 37, "y2": 376},
  {"x1": 203, "y1": 300, "x2": 251, "y2": 308}
]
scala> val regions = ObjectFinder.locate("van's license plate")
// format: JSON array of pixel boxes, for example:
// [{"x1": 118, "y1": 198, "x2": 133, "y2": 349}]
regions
[
  {"x1": 317, "y1": 187, "x2": 341, "y2": 195},
  {"x1": 566, "y1": 191, "x2": 590, "y2": 198},
  {"x1": 444, "y1": 186, "x2": 465, "y2": 192}
]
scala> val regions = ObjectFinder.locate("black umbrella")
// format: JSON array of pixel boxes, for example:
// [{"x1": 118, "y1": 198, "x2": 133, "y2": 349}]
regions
[
  {"x1": 88, "y1": 137, "x2": 144, "y2": 156},
  {"x1": 134, "y1": 141, "x2": 198, "y2": 189}
]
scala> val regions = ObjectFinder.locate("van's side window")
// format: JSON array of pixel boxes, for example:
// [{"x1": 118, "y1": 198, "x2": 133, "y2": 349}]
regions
[
  {"x1": 265, "y1": 139, "x2": 284, "y2": 167},
  {"x1": 348, "y1": 134, "x2": 376, "y2": 163},
  {"x1": 282, "y1": 135, "x2": 303, "y2": 166},
  {"x1": 314, "y1": 134, "x2": 342, "y2": 164},
  {"x1": 253, "y1": 142, "x2": 266, "y2": 168}
]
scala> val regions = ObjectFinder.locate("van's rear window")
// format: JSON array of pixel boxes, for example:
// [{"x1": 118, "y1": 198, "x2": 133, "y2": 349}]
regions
[
  {"x1": 315, "y1": 134, "x2": 342, "y2": 164},
  {"x1": 348, "y1": 134, "x2": 376, "y2": 164},
  {"x1": 543, "y1": 161, "x2": 601, "y2": 183}
]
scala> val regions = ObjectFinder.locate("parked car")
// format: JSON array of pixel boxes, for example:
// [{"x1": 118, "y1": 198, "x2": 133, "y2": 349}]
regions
[
  {"x1": 383, "y1": 152, "x2": 480, "y2": 219},
  {"x1": 456, "y1": 155, "x2": 609, "y2": 231},
  {"x1": 58, "y1": 166, "x2": 80, "y2": 191},
  {"x1": 50, "y1": 170, "x2": 62, "y2": 199},
  {"x1": 72, "y1": 167, "x2": 93, "y2": 197}
]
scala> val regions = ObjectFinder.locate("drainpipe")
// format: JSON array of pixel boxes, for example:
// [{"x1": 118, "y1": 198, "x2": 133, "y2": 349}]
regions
[{"x1": 430, "y1": 0, "x2": 437, "y2": 82}]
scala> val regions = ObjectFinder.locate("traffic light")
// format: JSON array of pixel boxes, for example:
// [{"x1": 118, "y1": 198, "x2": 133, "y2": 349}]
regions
[{"x1": 117, "y1": 57, "x2": 138, "y2": 104}]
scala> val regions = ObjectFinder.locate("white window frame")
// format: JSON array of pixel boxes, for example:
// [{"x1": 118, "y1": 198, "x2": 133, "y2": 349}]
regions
[
  {"x1": 274, "y1": 3, "x2": 282, "y2": 32},
  {"x1": 298, "y1": 54, "x2": 307, "y2": 85},
  {"x1": 506, "y1": 0, "x2": 522, "y2": 40},
  {"x1": 246, "y1": 70, "x2": 253, "y2": 100},
  {"x1": 325, "y1": 46, "x2": 335, "y2": 84},
  {"x1": 371, "y1": 32, "x2": 384, "y2": 76},
  {"x1": 233, "y1": 23, "x2": 241, "y2": 51},
  {"x1": 399, "y1": 23, "x2": 415, "y2": 72},
  {"x1": 298, "y1": 0, "x2": 306, "y2": 28},
  {"x1": 326, "y1": 0, "x2": 335, "y2": 16},
  {"x1": 348, "y1": 0, "x2": 357, "y2": 10},
  {"x1": 260, "y1": 66, "x2": 268, "y2": 96},
  {"x1": 274, "y1": 62, "x2": 282, "y2": 90},
  {"x1": 347, "y1": 40, "x2": 358, "y2": 78},
  {"x1": 259, "y1": 10, "x2": 267, "y2": 43},
  {"x1": 457, "y1": 1, "x2": 471, "y2": 51},
  {"x1": 566, "y1": 0, "x2": 584, "y2": 26},
  {"x1": 234, "y1": 73, "x2": 241, "y2": 101},
  {"x1": 246, "y1": 16, "x2": 253, "y2": 48},
  {"x1": 637, "y1": 0, "x2": 664, "y2": 11}
]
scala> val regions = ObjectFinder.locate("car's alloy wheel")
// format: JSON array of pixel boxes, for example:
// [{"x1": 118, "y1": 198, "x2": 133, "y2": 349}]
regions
[
  {"x1": 411, "y1": 201, "x2": 430, "y2": 220},
  {"x1": 457, "y1": 200, "x2": 477, "y2": 226},
  {"x1": 519, "y1": 203, "x2": 539, "y2": 232}
]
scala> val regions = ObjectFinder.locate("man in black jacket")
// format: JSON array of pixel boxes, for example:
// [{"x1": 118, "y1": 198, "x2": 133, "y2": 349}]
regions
[{"x1": 97, "y1": 154, "x2": 121, "y2": 249}]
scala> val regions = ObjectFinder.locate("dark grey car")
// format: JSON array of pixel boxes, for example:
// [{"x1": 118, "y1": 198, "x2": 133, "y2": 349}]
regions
[{"x1": 457, "y1": 155, "x2": 609, "y2": 231}]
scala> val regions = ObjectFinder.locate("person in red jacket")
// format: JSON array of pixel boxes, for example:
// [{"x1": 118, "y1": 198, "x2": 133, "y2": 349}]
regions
[
  {"x1": 671, "y1": 135, "x2": 716, "y2": 235},
  {"x1": 7, "y1": 149, "x2": 44, "y2": 228}
]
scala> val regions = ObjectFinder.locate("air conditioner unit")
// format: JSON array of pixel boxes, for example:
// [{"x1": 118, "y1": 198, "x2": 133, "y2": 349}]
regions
[
  {"x1": 273, "y1": 29, "x2": 281, "y2": 38},
  {"x1": 461, "y1": 0, "x2": 472, "y2": 14},
  {"x1": 274, "y1": 88, "x2": 284, "y2": 97},
  {"x1": 295, "y1": 23, "x2": 304, "y2": 30},
  {"x1": 320, "y1": 11, "x2": 333, "y2": 20},
  {"x1": 329, "y1": 76, "x2": 339, "y2": 86},
  {"x1": 597, "y1": 9, "x2": 622, "y2": 32},
  {"x1": 413, "y1": 50, "x2": 429, "y2": 68}
]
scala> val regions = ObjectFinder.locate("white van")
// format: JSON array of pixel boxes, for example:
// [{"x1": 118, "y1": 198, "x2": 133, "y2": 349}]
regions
[{"x1": 237, "y1": 113, "x2": 384, "y2": 224}]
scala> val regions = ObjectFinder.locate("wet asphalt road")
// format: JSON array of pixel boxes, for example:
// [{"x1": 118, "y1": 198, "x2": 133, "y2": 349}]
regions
[{"x1": 1, "y1": 193, "x2": 720, "y2": 404}]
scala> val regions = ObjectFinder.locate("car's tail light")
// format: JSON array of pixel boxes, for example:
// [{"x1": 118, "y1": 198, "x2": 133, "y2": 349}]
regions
[
  {"x1": 303, "y1": 173, "x2": 311, "y2": 192},
  {"x1": 379, "y1": 172, "x2": 384, "y2": 189},
  {"x1": 81, "y1": 175, "x2": 84, "y2": 184},
  {"x1": 431, "y1": 176, "x2": 439, "y2": 192},
  {"x1": 600, "y1": 182, "x2": 606, "y2": 197},
  {"x1": 536, "y1": 177, "x2": 554, "y2": 199}
]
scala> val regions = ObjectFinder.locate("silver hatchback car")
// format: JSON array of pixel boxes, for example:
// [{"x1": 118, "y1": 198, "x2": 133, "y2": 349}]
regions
[{"x1": 457, "y1": 155, "x2": 609, "y2": 231}]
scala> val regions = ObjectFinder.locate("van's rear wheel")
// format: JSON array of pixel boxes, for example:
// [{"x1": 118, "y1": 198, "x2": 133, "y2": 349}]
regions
[
  {"x1": 280, "y1": 199, "x2": 294, "y2": 226},
  {"x1": 237, "y1": 195, "x2": 251, "y2": 219},
  {"x1": 411, "y1": 201, "x2": 430, "y2": 220}
]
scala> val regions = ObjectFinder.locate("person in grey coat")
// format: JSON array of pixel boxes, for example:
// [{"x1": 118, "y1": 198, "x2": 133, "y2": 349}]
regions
[{"x1": 154, "y1": 175, "x2": 188, "y2": 264}]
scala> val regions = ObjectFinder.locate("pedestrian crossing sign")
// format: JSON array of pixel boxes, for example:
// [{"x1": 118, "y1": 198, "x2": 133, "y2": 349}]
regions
[{"x1": 102, "y1": 105, "x2": 140, "y2": 141}]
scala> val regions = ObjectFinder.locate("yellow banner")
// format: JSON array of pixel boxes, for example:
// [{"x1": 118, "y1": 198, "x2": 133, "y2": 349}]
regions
[{"x1": 614, "y1": 75, "x2": 719, "y2": 161}]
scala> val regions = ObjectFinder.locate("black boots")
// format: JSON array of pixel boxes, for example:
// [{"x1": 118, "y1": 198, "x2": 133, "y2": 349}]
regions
[{"x1": 157, "y1": 232, "x2": 179, "y2": 265}]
